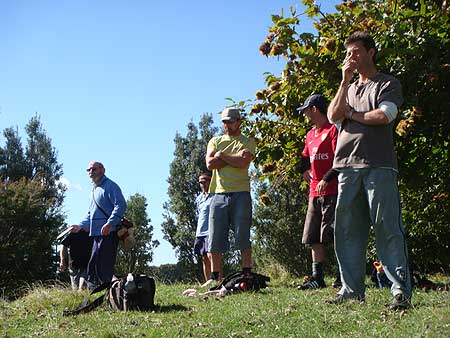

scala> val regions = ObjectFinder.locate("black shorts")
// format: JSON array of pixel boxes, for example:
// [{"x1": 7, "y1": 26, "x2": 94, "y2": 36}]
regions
[
  {"x1": 194, "y1": 236, "x2": 209, "y2": 256},
  {"x1": 302, "y1": 195, "x2": 337, "y2": 245}
]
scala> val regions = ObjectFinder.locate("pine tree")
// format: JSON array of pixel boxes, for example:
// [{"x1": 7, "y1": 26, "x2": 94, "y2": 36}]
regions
[
  {"x1": 0, "y1": 115, "x2": 65, "y2": 296},
  {"x1": 115, "y1": 193, "x2": 159, "y2": 274},
  {"x1": 161, "y1": 113, "x2": 218, "y2": 280}
]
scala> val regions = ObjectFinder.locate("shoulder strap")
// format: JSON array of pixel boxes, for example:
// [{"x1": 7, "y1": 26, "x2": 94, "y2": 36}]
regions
[
  {"x1": 92, "y1": 188, "x2": 109, "y2": 219},
  {"x1": 63, "y1": 282, "x2": 111, "y2": 316}
]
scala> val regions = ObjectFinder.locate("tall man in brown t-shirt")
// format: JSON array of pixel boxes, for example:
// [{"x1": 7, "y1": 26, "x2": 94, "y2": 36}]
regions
[{"x1": 327, "y1": 31, "x2": 411, "y2": 310}]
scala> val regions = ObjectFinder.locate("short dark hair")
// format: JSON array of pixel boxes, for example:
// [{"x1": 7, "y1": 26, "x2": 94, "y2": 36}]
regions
[{"x1": 344, "y1": 31, "x2": 377, "y2": 61}]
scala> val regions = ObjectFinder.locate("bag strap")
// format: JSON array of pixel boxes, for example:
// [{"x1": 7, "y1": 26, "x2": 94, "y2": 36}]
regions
[
  {"x1": 92, "y1": 188, "x2": 110, "y2": 219},
  {"x1": 92, "y1": 188, "x2": 129, "y2": 228},
  {"x1": 63, "y1": 282, "x2": 111, "y2": 316}
]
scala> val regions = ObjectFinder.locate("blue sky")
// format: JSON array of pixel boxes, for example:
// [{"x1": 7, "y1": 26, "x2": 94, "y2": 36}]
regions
[{"x1": 0, "y1": 0, "x2": 337, "y2": 265}]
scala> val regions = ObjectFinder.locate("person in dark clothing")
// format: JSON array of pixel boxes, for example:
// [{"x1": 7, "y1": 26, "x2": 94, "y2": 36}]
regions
[{"x1": 59, "y1": 229, "x2": 93, "y2": 291}]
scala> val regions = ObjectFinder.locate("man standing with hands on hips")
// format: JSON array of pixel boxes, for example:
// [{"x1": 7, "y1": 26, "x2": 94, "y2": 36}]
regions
[
  {"x1": 71, "y1": 161, "x2": 126, "y2": 290},
  {"x1": 327, "y1": 31, "x2": 412, "y2": 310},
  {"x1": 205, "y1": 107, "x2": 256, "y2": 286}
]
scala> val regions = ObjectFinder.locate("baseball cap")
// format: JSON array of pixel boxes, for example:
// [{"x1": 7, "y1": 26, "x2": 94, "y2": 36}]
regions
[
  {"x1": 297, "y1": 94, "x2": 328, "y2": 115},
  {"x1": 221, "y1": 107, "x2": 241, "y2": 122}
]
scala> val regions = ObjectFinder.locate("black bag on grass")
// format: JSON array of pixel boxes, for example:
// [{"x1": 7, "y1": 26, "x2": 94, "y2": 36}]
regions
[
  {"x1": 63, "y1": 274, "x2": 156, "y2": 316},
  {"x1": 210, "y1": 271, "x2": 270, "y2": 293},
  {"x1": 108, "y1": 274, "x2": 155, "y2": 311}
]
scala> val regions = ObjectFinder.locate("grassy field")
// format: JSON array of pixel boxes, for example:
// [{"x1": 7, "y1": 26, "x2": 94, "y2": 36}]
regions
[{"x1": 1, "y1": 276, "x2": 449, "y2": 338}]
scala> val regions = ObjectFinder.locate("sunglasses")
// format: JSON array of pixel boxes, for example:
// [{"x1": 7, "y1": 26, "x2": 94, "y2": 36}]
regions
[
  {"x1": 222, "y1": 120, "x2": 237, "y2": 124},
  {"x1": 86, "y1": 167, "x2": 98, "y2": 172}
]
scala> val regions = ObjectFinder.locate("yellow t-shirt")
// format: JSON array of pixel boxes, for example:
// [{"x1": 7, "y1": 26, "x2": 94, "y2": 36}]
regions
[{"x1": 207, "y1": 134, "x2": 256, "y2": 193}]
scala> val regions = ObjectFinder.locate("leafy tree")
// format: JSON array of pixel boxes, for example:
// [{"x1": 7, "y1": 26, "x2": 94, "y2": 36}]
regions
[
  {"x1": 0, "y1": 127, "x2": 28, "y2": 181},
  {"x1": 115, "y1": 193, "x2": 159, "y2": 275},
  {"x1": 0, "y1": 115, "x2": 64, "y2": 201},
  {"x1": 24, "y1": 116, "x2": 65, "y2": 203},
  {"x1": 253, "y1": 174, "x2": 311, "y2": 277},
  {"x1": 0, "y1": 115, "x2": 65, "y2": 296},
  {"x1": 245, "y1": 0, "x2": 449, "y2": 272},
  {"x1": 161, "y1": 113, "x2": 219, "y2": 280}
]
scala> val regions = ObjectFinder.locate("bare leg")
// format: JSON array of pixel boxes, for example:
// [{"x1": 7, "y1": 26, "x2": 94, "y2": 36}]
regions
[
  {"x1": 210, "y1": 251, "x2": 222, "y2": 279},
  {"x1": 202, "y1": 254, "x2": 212, "y2": 282},
  {"x1": 311, "y1": 243, "x2": 326, "y2": 263}
]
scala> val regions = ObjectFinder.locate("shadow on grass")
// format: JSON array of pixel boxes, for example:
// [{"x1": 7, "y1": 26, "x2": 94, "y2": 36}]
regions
[{"x1": 153, "y1": 303, "x2": 189, "y2": 313}]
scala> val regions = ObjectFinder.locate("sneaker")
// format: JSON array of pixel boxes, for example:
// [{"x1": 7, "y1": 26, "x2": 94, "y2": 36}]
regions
[
  {"x1": 388, "y1": 293, "x2": 411, "y2": 311},
  {"x1": 297, "y1": 276, "x2": 326, "y2": 290},
  {"x1": 326, "y1": 293, "x2": 365, "y2": 305},
  {"x1": 332, "y1": 276, "x2": 342, "y2": 289}
]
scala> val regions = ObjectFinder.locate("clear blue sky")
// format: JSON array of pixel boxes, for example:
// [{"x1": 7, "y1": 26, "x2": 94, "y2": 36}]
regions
[{"x1": 0, "y1": 0, "x2": 337, "y2": 265}]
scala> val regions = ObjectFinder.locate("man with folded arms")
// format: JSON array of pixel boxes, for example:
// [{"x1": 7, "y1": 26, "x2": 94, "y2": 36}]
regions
[{"x1": 205, "y1": 108, "x2": 256, "y2": 286}]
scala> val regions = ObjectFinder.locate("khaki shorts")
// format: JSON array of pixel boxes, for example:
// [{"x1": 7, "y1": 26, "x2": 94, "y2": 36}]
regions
[{"x1": 302, "y1": 194, "x2": 337, "y2": 244}]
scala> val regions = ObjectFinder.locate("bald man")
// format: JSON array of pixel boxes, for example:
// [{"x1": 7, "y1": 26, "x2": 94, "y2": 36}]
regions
[{"x1": 72, "y1": 161, "x2": 126, "y2": 289}]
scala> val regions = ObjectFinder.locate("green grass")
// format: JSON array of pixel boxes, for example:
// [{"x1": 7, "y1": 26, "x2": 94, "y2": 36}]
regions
[{"x1": 1, "y1": 277, "x2": 449, "y2": 338}]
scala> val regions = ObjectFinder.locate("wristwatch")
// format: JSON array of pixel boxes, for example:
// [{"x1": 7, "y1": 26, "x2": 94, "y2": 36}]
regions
[{"x1": 348, "y1": 109, "x2": 355, "y2": 120}]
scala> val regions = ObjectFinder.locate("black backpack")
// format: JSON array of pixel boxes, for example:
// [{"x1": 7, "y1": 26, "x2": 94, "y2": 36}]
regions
[
  {"x1": 210, "y1": 271, "x2": 270, "y2": 293},
  {"x1": 63, "y1": 274, "x2": 156, "y2": 316}
]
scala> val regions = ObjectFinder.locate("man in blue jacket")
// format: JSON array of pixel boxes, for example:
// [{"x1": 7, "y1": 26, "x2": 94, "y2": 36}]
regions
[{"x1": 72, "y1": 161, "x2": 126, "y2": 289}]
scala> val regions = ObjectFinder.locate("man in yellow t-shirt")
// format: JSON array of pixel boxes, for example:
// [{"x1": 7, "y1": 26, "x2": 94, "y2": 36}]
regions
[{"x1": 204, "y1": 107, "x2": 256, "y2": 285}]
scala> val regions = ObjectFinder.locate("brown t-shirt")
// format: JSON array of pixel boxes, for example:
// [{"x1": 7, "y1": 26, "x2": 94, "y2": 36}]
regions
[{"x1": 334, "y1": 72, "x2": 403, "y2": 170}]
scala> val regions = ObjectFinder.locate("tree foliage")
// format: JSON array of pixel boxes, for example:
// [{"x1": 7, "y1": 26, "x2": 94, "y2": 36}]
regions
[
  {"x1": 0, "y1": 116, "x2": 65, "y2": 296},
  {"x1": 115, "y1": 193, "x2": 159, "y2": 275},
  {"x1": 161, "y1": 113, "x2": 218, "y2": 280},
  {"x1": 253, "y1": 174, "x2": 311, "y2": 277},
  {"x1": 246, "y1": 0, "x2": 449, "y2": 272}
]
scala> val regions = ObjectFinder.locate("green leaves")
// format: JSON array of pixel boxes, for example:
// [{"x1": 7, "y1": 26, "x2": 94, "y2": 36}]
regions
[
  {"x1": 0, "y1": 116, "x2": 65, "y2": 296},
  {"x1": 115, "y1": 193, "x2": 159, "y2": 275},
  {"x1": 247, "y1": 0, "x2": 450, "y2": 272},
  {"x1": 161, "y1": 113, "x2": 219, "y2": 280}
]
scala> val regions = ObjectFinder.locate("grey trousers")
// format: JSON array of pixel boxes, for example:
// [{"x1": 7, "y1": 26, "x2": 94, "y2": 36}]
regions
[{"x1": 334, "y1": 168, "x2": 412, "y2": 298}]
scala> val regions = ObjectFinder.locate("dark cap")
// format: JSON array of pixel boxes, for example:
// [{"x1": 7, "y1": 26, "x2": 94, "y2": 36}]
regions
[
  {"x1": 297, "y1": 94, "x2": 328, "y2": 115},
  {"x1": 198, "y1": 173, "x2": 211, "y2": 182}
]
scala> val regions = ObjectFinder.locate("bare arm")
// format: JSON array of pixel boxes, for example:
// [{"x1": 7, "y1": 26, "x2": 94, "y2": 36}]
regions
[
  {"x1": 215, "y1": 149, "x2": 253, "y2": 169},
  {"x1": 328, "y1": 81, "x2": 351, "y2": 123},
  {"x1": 60, "y1": 246, "x2": 68, "y2": 271},
  {"x1": 346, "y1": 108, "x2": 390, "y2": 125},
  {"x1": 328, "y1": 54, "x2": 358, "y2": 123},
  {"x1": 315, "y1": 180, "x2": 328, "y2": 194},
  {"x1": 303, "y1": 169, "x2": 312, "y2": 185},
  {"x1": 206, "y1": 149, "x2": 227, "y2": 170}
]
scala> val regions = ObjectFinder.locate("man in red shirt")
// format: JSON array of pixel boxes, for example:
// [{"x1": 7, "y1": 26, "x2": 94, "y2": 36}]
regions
[{"x1": 297, "y1": 94, "x2": 340, "y2": 290}]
